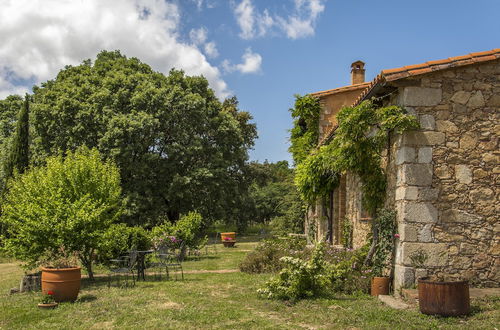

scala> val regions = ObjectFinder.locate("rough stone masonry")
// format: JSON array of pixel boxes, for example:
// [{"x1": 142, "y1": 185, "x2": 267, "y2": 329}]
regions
[{"x1": 392, "y1": 60, "x2": 499, "y2": 290}]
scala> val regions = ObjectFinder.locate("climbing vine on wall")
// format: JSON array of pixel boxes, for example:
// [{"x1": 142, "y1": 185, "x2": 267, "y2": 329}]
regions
[
  {"x1": 289, "y1": 94, "x2": 321, "y2": 165},
  {"x1": 295, "y1": 100, "x2": 419, "y2": 214}
]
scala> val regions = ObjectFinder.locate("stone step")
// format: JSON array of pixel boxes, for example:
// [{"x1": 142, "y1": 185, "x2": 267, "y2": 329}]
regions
[{"x1": 378, "y1": 295, "x2": 412, "y2": 310}]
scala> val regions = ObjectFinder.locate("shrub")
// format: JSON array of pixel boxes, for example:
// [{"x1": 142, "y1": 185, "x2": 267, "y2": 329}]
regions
[
  {"x1": 151, "y1": 212, "x2": 206, "y2": 256},
  {"x1": 251, "y1": 239, "x2": 371, "y2": 299},
  {"x1": 97, "y1": 224, "x2": 151, "y2": 264},
  {"x1": 258, "y1": 243, "x2": 329, "y2": 300},
  {"x1": 0, "y1": 147, "x2": 122, "y2": 279},
  {"x1": 239, "y1": 236, "x2": 307, "y2": 274},
  {"x1": 325, "y1": 244, "x2": 371, "y2": 294}
]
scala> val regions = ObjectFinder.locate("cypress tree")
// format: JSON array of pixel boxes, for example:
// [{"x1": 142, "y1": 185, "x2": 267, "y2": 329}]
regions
[{"x1": 3, "y1": 94, "x2": 30, "y2": 181}]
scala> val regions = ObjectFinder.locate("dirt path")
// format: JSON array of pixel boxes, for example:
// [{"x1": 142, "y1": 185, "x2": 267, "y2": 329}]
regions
[{"x1": 182, "y1": 269, "x2": 239, "y2": 274}]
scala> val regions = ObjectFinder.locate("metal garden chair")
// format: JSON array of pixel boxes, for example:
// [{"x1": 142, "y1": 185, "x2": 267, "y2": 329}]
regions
[{"x1": 108, "y1": 250, "x2": 138, "y2": 288}]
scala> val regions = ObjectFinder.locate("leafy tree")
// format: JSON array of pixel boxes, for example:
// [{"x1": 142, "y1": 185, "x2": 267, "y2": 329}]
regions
[
  {"x1": 27, "y1": 50, "x2": 256, "y2": 226},
  {"x1": 0, "y1": 95, "x2": 23, "y2": 187},
  {"x1": 241, "y1": 161, "x2": 305, "y2": 234},
  {"x1": 0, "y1": 147, "x2": 122, "y2": 279},
  {"x1": 3, "y1": 94, "x2": 30, "y2": 182}
]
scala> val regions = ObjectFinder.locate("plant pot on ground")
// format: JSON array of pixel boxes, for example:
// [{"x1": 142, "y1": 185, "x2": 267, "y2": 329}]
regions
[
  {"x1": 370, "y1": 276, "x2": 390, "y2": 296},
  {"x1": 221, "y1": 232, "x2": 236, "y2": 248},
  {"x1": 418, "y1": 277, "x2": 470, "y2": 316},
  {"x1": 39, "y1": 248, "x2": 82, "y2": 302},
  {"x1": 38, "y1": 290, "x2": 58, "y2": 308}
]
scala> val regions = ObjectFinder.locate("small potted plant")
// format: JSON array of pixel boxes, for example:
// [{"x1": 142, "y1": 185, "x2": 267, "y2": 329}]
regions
[{"x1": 38, "y1": 290, "x2": 58, "y2": 309}]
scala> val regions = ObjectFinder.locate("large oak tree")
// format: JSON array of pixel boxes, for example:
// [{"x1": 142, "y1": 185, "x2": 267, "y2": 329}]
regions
[{"x1": 24, "y1": 50, "x2": 256, "y2": 226}]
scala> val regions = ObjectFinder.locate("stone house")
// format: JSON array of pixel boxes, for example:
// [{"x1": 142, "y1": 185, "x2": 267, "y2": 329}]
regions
[{"x1": 306, "y1": 49, "x2": 499, "y2": 290}]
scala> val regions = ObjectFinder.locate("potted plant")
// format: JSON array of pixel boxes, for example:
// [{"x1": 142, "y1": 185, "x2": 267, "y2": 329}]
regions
[
  {"x1": 37, "y1": 290, "x2": 58, "y2": 309},
  {"x1": 411, "y1": 250, "x2": 470, "y2": 316},
  {"x1": 39, "y1": 247, "x2": 81, "y2": 303},
  {"x1": 221, "y1": 232, "x2": 236, "y2": 247}
]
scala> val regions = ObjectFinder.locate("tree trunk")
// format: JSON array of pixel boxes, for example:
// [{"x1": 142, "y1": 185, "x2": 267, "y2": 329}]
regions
[{"x1": 80, "y1": 254, "x2": 94, "y2": 281}]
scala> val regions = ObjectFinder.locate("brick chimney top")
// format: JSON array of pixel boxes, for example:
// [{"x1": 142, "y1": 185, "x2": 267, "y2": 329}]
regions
[{"x1": 350, "y1": 60, "x2": 365, "y2": 85}]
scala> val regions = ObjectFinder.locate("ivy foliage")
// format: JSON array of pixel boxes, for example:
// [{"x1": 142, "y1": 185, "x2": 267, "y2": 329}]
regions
[
  {"x1": 371, "y1": 209, "x2": 397, "y2": 276},
  {"x1": 289, "y1": 94, "x2": 321, "y2": 165},
  {"x1": 295, "y1": 100, "x2": 419, "y2": 213}
]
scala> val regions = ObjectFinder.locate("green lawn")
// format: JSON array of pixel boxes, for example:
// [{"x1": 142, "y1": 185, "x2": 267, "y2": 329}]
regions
[{"x1": 1, "y1": 241, "x2": 498, "y2": 329}]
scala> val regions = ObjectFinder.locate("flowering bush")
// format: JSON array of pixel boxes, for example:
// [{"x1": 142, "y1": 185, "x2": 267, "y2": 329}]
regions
[
  {"x1": 250, "y1": 237, "x2": 371, "y2": 300},
  {"x1": 40, "y1": 290, "x2": 56, "y2": 304},
  {"x1": 152, "y1": 235, "x2": 182, "y2": 250},
  {"x1": 258, "y1": 243, "x2": 329, "y2": 300}
]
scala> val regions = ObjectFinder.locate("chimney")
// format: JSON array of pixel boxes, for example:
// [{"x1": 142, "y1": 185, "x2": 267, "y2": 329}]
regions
[{"x1": 350, "y1": 60, "x2": 365, "y2": 85}]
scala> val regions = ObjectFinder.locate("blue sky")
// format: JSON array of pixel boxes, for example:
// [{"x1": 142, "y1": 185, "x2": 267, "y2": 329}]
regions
[{"x1": 1, "y1": 0, "x2": 499, "y2": 163}]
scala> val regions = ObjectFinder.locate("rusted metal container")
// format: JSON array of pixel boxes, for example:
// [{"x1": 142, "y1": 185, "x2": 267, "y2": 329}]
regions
[
  {"x1": 371, "y1": 276, "x2": 390, "y2": 296},
  {"x1": 418, "y1": 277, "x2": 470, "y2": 316}
]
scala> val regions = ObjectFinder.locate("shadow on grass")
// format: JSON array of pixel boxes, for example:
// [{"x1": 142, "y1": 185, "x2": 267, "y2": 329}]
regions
[
  {"x1": 81, "y1": 274, "x2": 201, "y2": 290},
  {"x1": 76, "y1": 294, "x2": 97, "y2": 303}
]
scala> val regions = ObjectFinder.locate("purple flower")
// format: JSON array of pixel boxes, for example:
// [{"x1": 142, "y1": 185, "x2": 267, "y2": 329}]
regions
[{"x1": 394, "y1": 234, "x2": 400, "y2": 238}]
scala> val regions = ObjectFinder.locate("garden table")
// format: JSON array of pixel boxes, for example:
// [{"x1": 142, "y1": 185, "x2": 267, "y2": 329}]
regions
[{"x1": 134, "y1": 250, "x2": 154, "y2": 281}]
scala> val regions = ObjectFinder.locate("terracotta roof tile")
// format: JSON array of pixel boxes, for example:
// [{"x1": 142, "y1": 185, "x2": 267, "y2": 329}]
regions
[
  {"x1": 317, "y1": 48, "x2": 500, "y2": 145},
  {"x1": 310, "y1": 82, "x2": 371, "y2": 98}
]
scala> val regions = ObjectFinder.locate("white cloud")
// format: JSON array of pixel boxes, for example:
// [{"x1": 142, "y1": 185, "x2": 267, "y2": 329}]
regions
[
  {"x1": 0, "y1": 0, "x2": 230, "y2": 98},
  {"x1": 223, "y1": 48, "x2": 262, "y2": 74},
  {"x1": 233, "y1": 0, "x2": 326, "y2": 40},
  {"x1": 190, "y1": 27, "x2": 208, "y2": 45},
  {"x1": 234, "y1": 0, "x2": 255, "y2": 39},
  {"x1": 204, "y1": 42, "x2": 219, "y2": 58}
]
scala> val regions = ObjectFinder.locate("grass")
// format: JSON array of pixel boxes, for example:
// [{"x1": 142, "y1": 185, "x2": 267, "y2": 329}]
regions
[{"x1": 1, "y1": 240, "x2": 499, "y2": 329}]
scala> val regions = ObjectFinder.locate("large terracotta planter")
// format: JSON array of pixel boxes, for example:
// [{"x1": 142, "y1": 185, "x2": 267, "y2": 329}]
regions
[
  {"x1": 41, "y1": 267, "x2": 81, "y2": 302},
  {"x1": 371, "y1": 276, "x2": 390, "y2": 296},
  {"x1": 418, "y1": 277, "x2": 470, "y2": 316},
  {"x1": 221, "y1": 232, "x2": 236, "y2": 241}
]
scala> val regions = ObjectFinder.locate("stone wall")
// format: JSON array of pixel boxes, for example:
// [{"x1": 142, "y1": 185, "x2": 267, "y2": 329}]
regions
[{"x1": 393, "y1": 60, "x2": 500, "y2": 289}]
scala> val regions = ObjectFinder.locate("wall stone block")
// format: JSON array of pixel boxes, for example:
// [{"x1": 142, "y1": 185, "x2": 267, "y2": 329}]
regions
[
  {"x1": 418, "y1": 224, "x2": 434, "y2": 242},
  {"x1": 469, "y1": 187, "x2": 494, "y2": 203},
  {"x1": 394, "y1": 264, "x2": 415, "y2": 289},
  {"x1": 441, "y1": 209, "x2": 482, "y2": 224},
  {"x1": 450, "y1": 91, "x2": 471, "y2": 105},
  {"x1": 417, "y1": 147, "x2": 433, "y2": 163},
  {"x1": 401, "y1": 242, "x2": 448, "y2": 267},
  {"x1": 401, "y1": 87, "x2": 442, "y2": 106},
  {"x1": 419, "y1": 114, "x2": 436, "y2": 130},
  {"x1": 467, "y1": 91, "x2": 485, "y2": 108},
  {"x1": 402, "y1": 131, "x2": 446, "y2": 146},
  {"x1": 395, "y1": 147, "x2": 416, "y2": 165},
  {"x1": 395, "y1": 186, "x2": 419, "y2": 200},
  {"x1": 397, "y1": 223, "x2": 418, "y2": 242},
  {"x1": 397, "y1": 163, "x2": 433, "y2": 186},
  {"x1": 454, "y1": 165, "x2": 472, "y2": 184},
  {"x1": 418, "y1": 188, "x2": 439, "y2": 201},
  {"x1": 459, "y1": 132, "x2": 478, "y2": 150},
  {"x1": 436, "y1": 120, "x2": 459, "y2": 133},
  {"x1": 398, "y1": 201, "x2": 438, "y2": 223}
]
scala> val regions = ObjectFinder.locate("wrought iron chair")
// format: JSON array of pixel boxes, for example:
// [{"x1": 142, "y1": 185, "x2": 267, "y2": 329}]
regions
[
  {"x1": 108, "y1": 250, "x2": 138, "y2": 288},
  {"x1": 151, "y1": 242, "x2": 184, "y2": 281}
]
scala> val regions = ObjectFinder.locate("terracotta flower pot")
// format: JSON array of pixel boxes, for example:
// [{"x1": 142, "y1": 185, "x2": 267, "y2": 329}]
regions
[
  {"x1": 418, "y1": 277, "x2": 470, "y2": 316},
  {"x1": 371, "y1": 276, "x2": 390, "y2": 296},
  {"x1": 41, "y1": 267, "x2": 81, "y2": 302},
  {"x1": 37, "y1": 302, "x2": 58, "y2": 309}
]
